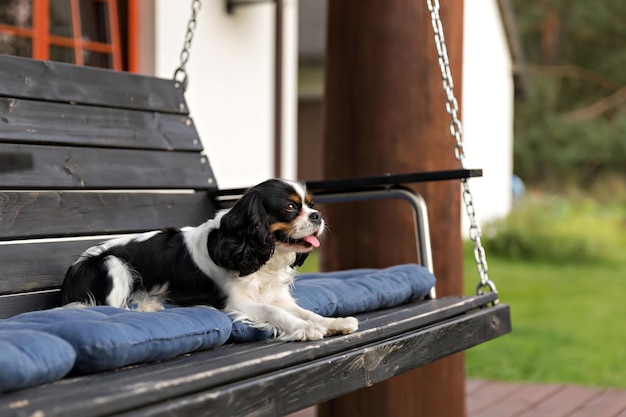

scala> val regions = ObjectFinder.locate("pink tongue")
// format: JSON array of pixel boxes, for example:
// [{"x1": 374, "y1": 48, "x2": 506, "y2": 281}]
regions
[{"x1": 302, "y1": 235, "x2": 320, "y2": 248}]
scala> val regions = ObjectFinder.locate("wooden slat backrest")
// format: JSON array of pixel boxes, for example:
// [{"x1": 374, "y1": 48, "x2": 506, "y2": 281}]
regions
[
  {"x1": 0, "y1": 55, "x2": 220, "y2": 317},
  {"x1": 0, "y1": 55, "x2": 188, "y2": 113},
  {"x1": 0, "y1": 143, "x2": 214, "y2": 189},
  {"x1": 0, "y1": 192, "x2": 216, "y2": 240},
  {"x1": 0, "y1": 97, "x2": 201, "y2": 151}
]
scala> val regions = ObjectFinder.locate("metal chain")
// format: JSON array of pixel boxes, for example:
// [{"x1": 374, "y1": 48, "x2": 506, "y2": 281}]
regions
[
  {"x1": 426, "y1": 0, "x2": 498, "y2": 299},
  {"x1": 173, "y1": 0, "x2": 202, "y2": 91}
]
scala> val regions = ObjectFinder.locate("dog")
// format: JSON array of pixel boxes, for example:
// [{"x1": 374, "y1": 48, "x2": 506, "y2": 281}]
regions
[{"x1": 61, "y1": 179, "x2": 358, "y2": 341}]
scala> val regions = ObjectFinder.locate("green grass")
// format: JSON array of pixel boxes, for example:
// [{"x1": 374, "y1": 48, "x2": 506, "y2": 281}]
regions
[{"x1": 463, "y1": 244, "x2": 626, "y2": 388}]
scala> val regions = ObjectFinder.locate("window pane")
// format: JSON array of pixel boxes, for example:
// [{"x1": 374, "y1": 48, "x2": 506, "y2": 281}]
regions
[
  {"x1": 0, "y1": 0, "x2": 33, "y2": 27},
  {"x1": 80, "y1": 0, "x2": 109, "y2": 43},
  {"x1": 0, "y1": 34, "x2": 32, "y2": 56},
  {"x1": 49, "y1": 0, "x2": 72, "y2": 37},
  {"x1": 50, "y1": 44, "x2": 74, "y2": 63},
  {"x1": 83, "y1": 50, "x2": 111, "y2": 68}
]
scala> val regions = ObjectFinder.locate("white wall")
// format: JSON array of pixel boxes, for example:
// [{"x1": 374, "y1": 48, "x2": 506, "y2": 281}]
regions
[
  {"x1": 142, "y1": 0, "x2": 511, "y2": 220},
  {"x1": 146, "y1": 0, "x2": 298, "y2": 189},
  {"x1": 462, "y1": 0, "x2": 514, "y2": 233}
]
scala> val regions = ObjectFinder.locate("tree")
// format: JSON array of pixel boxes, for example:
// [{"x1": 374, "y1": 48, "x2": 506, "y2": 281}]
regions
[{"x1": 512, "y1": 0, "x2": 626, "y2": 188}]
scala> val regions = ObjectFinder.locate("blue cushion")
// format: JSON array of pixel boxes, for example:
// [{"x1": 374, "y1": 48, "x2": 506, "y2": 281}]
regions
[
  {"x1": 4, "y1": 306, "x2": 233, "y2": 374},
  {"x1": 0, "y1": 330, "x2": 76, "y2": 392},
  {"x1": 294, "y1": 264, "x2": 436, "y2": 315},
  {"x1": 0, "y1": 263, "x2": 434, "y2": 386},
  {"x1": 229, "y1": 263, "x2": 435, "y2": 342}
]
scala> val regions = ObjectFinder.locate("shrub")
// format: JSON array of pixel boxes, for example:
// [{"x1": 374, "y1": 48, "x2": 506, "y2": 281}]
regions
[
  {"x1": 483, "y1": 194, "x2": 626, "y2": 265},
  {"x1": 514, "y1": 115, "x2": 626, "y2": 190}
]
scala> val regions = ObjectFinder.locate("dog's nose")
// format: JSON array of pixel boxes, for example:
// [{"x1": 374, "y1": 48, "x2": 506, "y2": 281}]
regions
[{"x1": 309, "y1": 212, "x2": 322, "y2": 225}]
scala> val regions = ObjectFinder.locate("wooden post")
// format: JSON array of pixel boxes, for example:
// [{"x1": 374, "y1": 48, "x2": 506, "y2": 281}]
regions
[{"x1": 318, "y1": 1, "x2": 465, "y2": 417}]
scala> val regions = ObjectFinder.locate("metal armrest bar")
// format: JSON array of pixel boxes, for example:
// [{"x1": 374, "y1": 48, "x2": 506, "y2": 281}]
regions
[
  {"x1": 315, "y1": 187, "x2": 436, "y2": 299},
  {"x1": 306, "y1": 168, "x2": 481, "y2": 194},
  {"x1": 209, "y1": 169, "x2": 483, "y2": 198}
]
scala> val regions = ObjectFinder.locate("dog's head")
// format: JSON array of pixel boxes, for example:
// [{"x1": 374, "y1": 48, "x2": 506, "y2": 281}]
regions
[{"x1": 207, "y1": 179, "x2": 324, "y2": 276}]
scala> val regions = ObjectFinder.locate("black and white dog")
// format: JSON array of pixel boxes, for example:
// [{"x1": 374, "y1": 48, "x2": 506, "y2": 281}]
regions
[{"x1": 61, "y1": 179, "x2": 358, "y2": 341}]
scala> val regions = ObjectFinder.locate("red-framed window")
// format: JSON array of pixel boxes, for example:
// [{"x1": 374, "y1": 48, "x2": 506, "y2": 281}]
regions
[{"x1": 0, "y1": 0, "x2": 137, "y2": 71}]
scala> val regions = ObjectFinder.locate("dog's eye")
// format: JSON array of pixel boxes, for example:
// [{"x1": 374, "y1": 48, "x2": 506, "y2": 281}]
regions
[
  {"x1": 308, "y1": 201, "x2": 315, "y2": 208},
  {"x1": 285, "y1": 203, "x2": 298, "y2": 212}
]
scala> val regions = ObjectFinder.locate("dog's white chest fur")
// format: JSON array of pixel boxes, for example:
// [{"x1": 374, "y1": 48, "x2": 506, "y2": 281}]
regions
[{"x1": 224, "y1": 250, "x2": 296, "y2": 307}]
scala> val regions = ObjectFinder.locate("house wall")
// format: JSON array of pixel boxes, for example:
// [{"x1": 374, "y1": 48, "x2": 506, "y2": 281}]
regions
[
  {"x1": 462, "y1": 0, "x2": 515, "y2": 232},
  {"x1": 139, "y1": 1, "x2": 299, "y2": 189}
]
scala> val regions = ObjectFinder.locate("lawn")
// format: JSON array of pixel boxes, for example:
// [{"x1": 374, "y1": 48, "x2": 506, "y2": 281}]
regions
[{"x1": 463, "y1": 245, "x2": 626, "y2": 389}]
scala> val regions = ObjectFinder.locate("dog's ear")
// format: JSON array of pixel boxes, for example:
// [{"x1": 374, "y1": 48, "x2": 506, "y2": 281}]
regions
[
  {"x1": 291, "y1": 252, "x2": 310, "y2": 268},
  {"x1": 207, "y1": 190, "x2": 274, "y2": 276}
]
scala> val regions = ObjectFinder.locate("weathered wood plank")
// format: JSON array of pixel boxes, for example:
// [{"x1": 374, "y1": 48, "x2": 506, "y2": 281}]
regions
[
  {"x1": 0, "y1": 144, "x2": 216, "y2": 189},
  {"x1": 12, "y1": 305, "x2": 510, "y2": 417},
  {"x1": 0, "y1": 291, "x2": 61, "y2": 318},
  {"x1": 0, "y1": 297, "x2": 509, "y2": 417},
  {"x1": 0, "y1": 193, "x2": 218, "y2": 303},
  {"x1": 0, "y1": 239, "x2": 101, "y2": 297},
  {"x1": 0, "y1": 191, "x2": 217, "y2": 240},
  {"x1": 150, "y1": 307, "x2": 509, "y2": 417},
  {"x1": 0, "y1": 55, "x2": 188, "y2": 114},
  {"x1": 0, "y1": 98, "x2": 201, "y2": 151}
]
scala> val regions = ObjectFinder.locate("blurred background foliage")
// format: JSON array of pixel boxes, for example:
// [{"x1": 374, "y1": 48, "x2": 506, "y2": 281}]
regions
[
  {"x1": 512, "y1": 0, "x2": 626, "y2": 192},
  {"x1": 486, "y1": 0, "x2": 626, "y2": 264},
  {"x1": 483, "y1": 194, "x2": 626, "y2": 264},
  {"x1": 466, "y1": 1, "x2": 626, "y2": 387}
]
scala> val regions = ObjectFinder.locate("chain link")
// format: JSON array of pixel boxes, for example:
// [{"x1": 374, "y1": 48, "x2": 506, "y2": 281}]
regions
[
  {"x1": 426, "y1": 0, "x2": 498, "y2": 300},
  {"x1": 173, "y1": 0, "x2": 202, "y2": 91}
]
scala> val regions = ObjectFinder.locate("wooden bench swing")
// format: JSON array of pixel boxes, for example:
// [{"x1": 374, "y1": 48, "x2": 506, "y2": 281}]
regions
[{"x1": 0, "y1": 1, "x2": 510, "y2": 416}]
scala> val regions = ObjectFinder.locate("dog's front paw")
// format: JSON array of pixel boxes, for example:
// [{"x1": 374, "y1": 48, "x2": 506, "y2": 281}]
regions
[
  {"x1": 303, "y1": 321, "x2": 327, "y2": 340},
  {"x1": 325, "y1": 316, "x2": 359, "y2": 336},
  {"x1": 279, "y1": 321, "x2": 327, "y2": 341}
]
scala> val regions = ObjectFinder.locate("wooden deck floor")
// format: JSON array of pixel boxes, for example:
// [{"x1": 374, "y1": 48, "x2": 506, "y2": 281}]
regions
[
  {"x1": 467, "y1": 379, "x2": 626, "y2": 417},
  {"x1": 288, "y1": 379, "x2": 626, "y2": 417}
]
